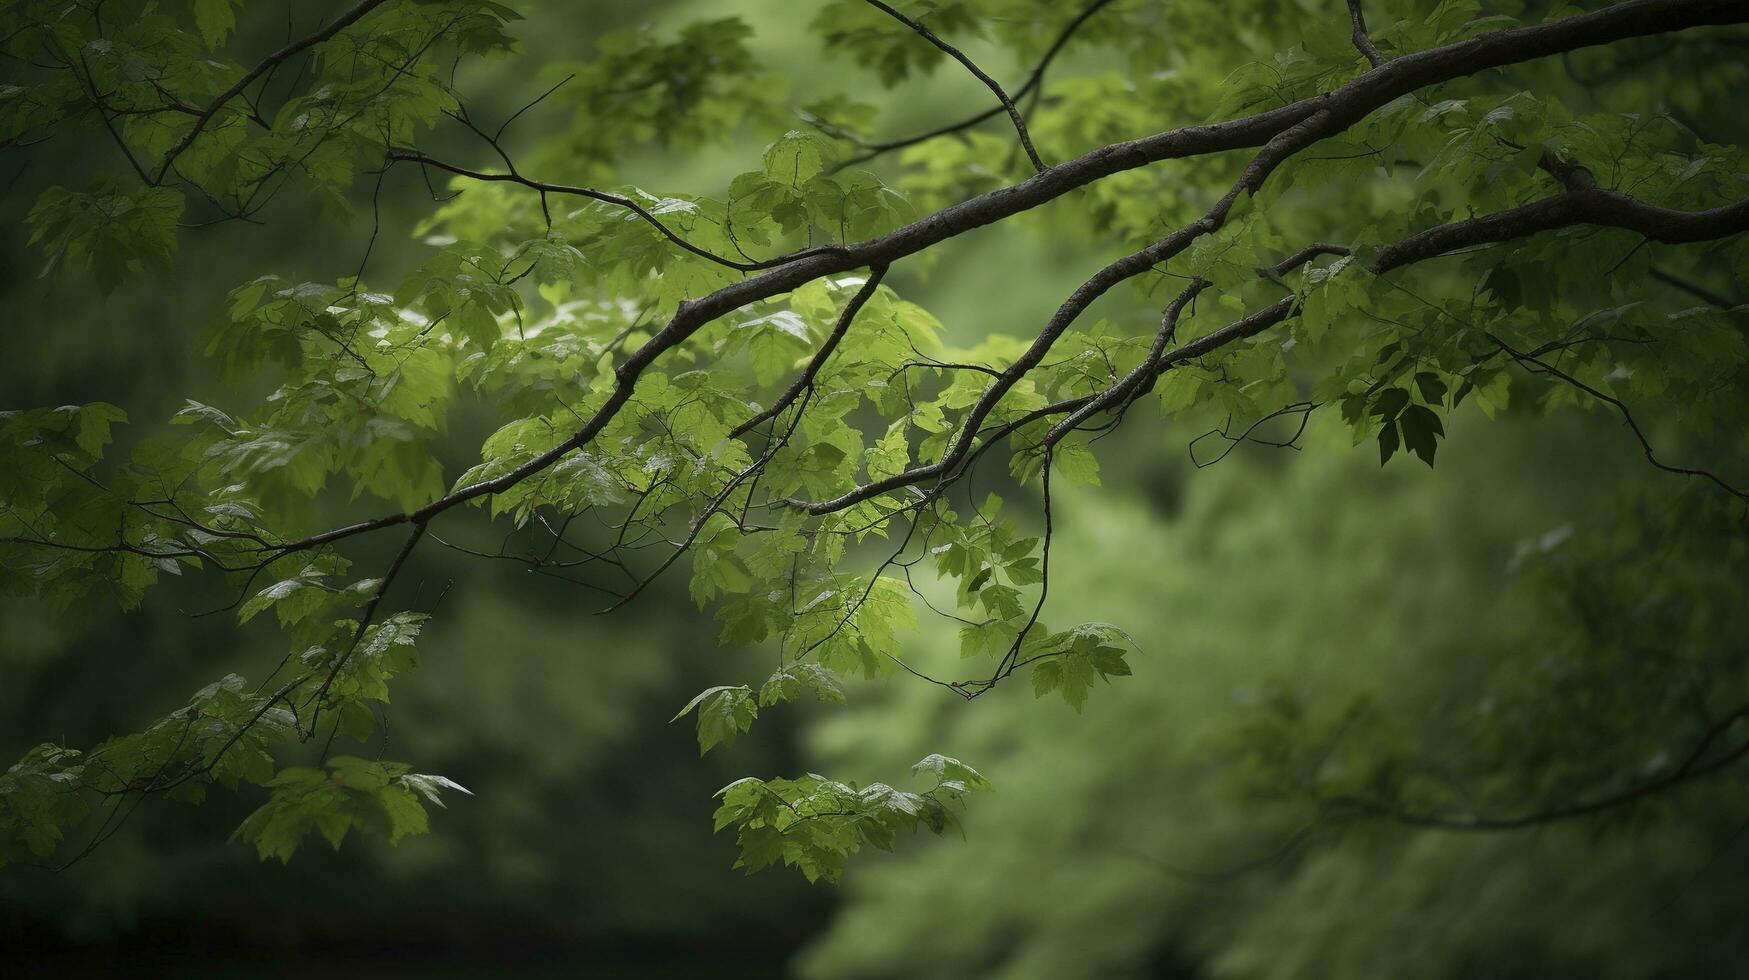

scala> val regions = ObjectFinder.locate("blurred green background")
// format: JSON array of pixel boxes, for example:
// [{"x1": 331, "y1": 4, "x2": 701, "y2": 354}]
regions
[{"x1": 5, "y1": 2, "x2": 1747, "y2": 977}]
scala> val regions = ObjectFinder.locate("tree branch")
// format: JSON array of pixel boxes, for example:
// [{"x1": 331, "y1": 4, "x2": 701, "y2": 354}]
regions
[
  {"x1": 1373, "y1": 184, "x2": 1749, "y2": 273},
  {"x1": 1650, "y1": 266, "x2": 1742, "y2": 310},
  {"x1": 860, "y1": 0, "x2": 1047, "y2": 172},
  {"x1": 730, "y1": 266, "x2": 890, "y2": 439},
  {"x1": 1346, "y1": 0, "x2": 1386, "y2": 67},
  {"x1": 385, "y1": 148, "x2": 841, "y2": 272},
  {"x1": 833, "y1": 0, "x2": 1117, "y2": 167},
  {"x1": 1493, "y1": 338, "x2": 1749, "y2": 501},
  {"x1": 801, "y1": 166, "x2": 1749, "y2": 513},
  {"x1": 153, "y1": 0, "x2": 393, "y2": 185},
  {"x1": 253, "y1": 0, "x2": 1749, "y2": 548},
  {"x1": 1326, "y1": 705, "x2": 1749, "y2": 831},
  {"x1": 1145, "y1": 705, "x2": 1749, "y2": 883}
]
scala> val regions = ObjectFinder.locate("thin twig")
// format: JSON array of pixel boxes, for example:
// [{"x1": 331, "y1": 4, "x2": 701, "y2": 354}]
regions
[
  {"x1": 860, "y1": 0, "x2": 1046, "y2": 171},
  {"x1": 154, "y1": 0, "x2": 392, "y2": 184},
  {"x1": 833, "y1": 0, "x2": 1116, "y2": 167}
]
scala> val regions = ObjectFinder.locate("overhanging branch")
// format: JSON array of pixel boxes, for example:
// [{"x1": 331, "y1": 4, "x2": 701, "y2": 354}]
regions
[{"x1": 208, "y1": 0, "x2": 1749, "y2": 552}]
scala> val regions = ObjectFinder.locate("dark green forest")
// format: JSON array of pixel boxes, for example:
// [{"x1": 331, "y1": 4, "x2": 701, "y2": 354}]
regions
[{"x1": 2, "y1": 1, "x2": 1747, "y2": 976}]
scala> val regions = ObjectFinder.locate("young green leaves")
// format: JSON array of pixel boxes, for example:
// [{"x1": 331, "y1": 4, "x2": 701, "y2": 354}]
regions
[
  {"x1": 1028, "y1": 623, "x2": 1136, "y2": 712},
  {"x1": 233, "y1": 757, "x2": 470, "y2": 863},
  {"x1": 26, "y1": 182, "x2": 184, "y2": 294},
  {"x1": 712, "y1": 754, "x2": 991, "y2": 883},
  {"x1": 673, "y1": 686, "x2": 761, "y2": 755},
  {"x1": 673, "y1": 665, "x2": 851, "y2": 756}
]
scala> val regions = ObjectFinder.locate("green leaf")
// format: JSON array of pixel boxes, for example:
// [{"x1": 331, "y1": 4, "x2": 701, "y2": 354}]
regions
[
  {"x1": 230, "y1": 757, "x2": 455, "y2": 863},
  {"x1": 672, "y1": 685, "x2": 759, "y2": 754},
  {"x1": 763, "y1": 130, "x2": 831, "y2": 183},
  {"x1": 1378, "y1": 421, "x2": 1399, "y2": 466},
  {"x1": 194, "y1": 0, "x2": 242, "y2": 47},
  {"x1": 1414, "y1": 372, "x2": 1448, "y2": 406},
  {"x1": 910, "y1": 754, "x2": 991, "y2": 793},
  {"x1": 1370, "y1": 387, "x2": 1411, "y2": 422},
  {"x1": 759, "y1": 663, "x2": 848, "y2": 707},
  {"x1": 1158, "y1": 370, "x2": 1203, "y2": 413},
  {"x1": 72, "y1": 402, "x2": 127, "y2": 456},
  {"x1": 1050, "y1": 441, "x2": 1102, "y2": 487},
  {"x1": 27, "y1": 181, "x2": 186, "y2": 294},
  {"x1": 1398, "y1": 404, "x2": 1444, "y2": 467},
  {"x1": 1473, "y1": 370, "x2": 1512, "y2": 419}
]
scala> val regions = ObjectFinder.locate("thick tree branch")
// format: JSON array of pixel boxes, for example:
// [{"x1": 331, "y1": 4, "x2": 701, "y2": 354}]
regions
[
  {"x1": 1264, "y1": 242, "x2": 1352, "y2": 278},
  {"x1": 793, "y1": 105, "x2": 1346, "y2": 514},
  {"x1": 1373, "y1": 184, "x2": 1749, "y2": 273}
]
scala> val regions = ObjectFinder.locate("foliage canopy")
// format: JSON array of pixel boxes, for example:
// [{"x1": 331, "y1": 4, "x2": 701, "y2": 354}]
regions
[{"x1": 2, "y1": 0, "x2": 1746, "y2": 887}]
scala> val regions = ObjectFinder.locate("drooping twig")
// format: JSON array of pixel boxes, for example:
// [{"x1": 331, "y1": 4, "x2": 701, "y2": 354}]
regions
[
  {"x1": 303, "y1": 521, "x2": 429, "y2": 738},
  {"x1": 1650, "y1": 266, "x2": 1741, "y2": 310},
  {"x1": 832, "y1": 0, "x2": 1117, "y2": 168},
  {"x1": 1493, "y1": 337, "x2": 1749, "y2": 502},
  {"x1": 859, "y1": 0, "x2": 1047, "y2": 172},
  {"x1": 1188, "y1": 402, "x2": 1318, "y2": 468},
  {"x1": 603, "y1": 267, "x2": 891, "y2": 611},
  {"x1": 1326, "y1": 705, "x2": 1749, "y2": 831},
  {"x1": 730, "y1": 266, "x2": 890, "y2": 439},
  {"x1": 1136, "y1": 704, "x2": 1749, "y2": 883},
  {"x1": 386, "y1": 149, "x2": 842, "y2": 272}
]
